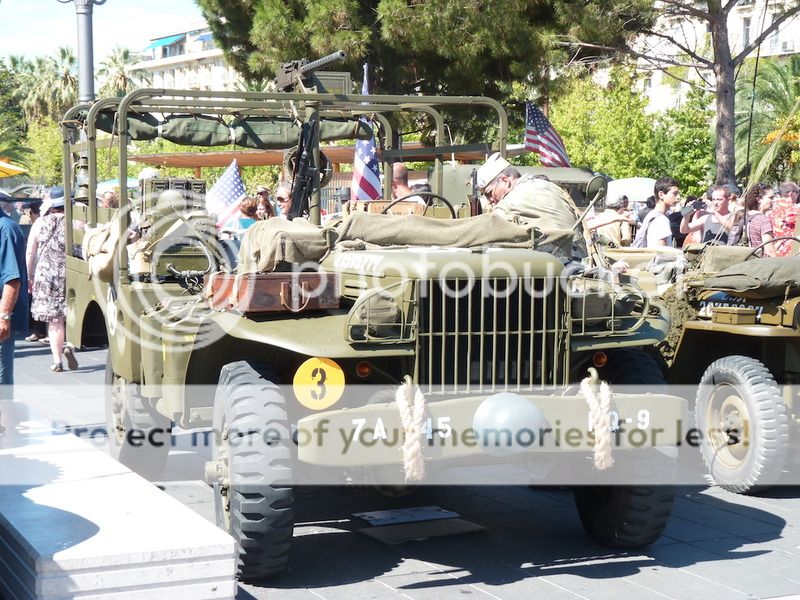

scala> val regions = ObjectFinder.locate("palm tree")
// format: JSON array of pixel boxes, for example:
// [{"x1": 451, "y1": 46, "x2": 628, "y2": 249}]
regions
[
  {"x1": 735, "y1": 56, "x2": 800, "y2": 182},
  {"x1": 10, "y1": 55, "x2": 47, "y2": 121},
  {"x1": 98, "y1": 47, "x2": 150, "y2": 97},
  {"x1": 10, "y1": 48, "x2": 77, "y2": 122},
  {"x1": 49, "y1": 47, "x2": 78, "y2": 119},
  {"x1": 0, "y1": 125, "x2": 32, "y2": 167},
  {"x1": 235, "y1": 77, "x2": 270, "y2": 93}
]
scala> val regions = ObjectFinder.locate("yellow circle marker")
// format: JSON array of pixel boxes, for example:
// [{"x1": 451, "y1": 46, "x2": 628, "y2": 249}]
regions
[{"x1": 293, "y1": 357, "x2": 345, "y2": 410}]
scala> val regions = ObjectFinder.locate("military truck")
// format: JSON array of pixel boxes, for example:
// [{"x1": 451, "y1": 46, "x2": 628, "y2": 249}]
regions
[
  {"x1": 650, "y1": 243, "x2": 800, "y2": 494},
  {"x1": 62, "y1": 81, "x2": 686, "y2": 580}
]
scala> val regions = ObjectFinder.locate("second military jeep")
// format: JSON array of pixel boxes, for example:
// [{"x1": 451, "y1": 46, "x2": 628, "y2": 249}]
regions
[
  {"x1": 62, "y1": 85, "x2": 686, "y2": 580},
  {"x1": 657, "y1": 242, "x2": 800, "y2": 494}
]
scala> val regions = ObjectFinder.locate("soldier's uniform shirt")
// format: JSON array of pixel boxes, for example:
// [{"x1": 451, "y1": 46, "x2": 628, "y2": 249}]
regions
[
  {"x1": 492, "y1": 176, "x2": 585, "y2": 257},
  {"x1": 494, "y1": 176, "x2": 580, "y2": 232}
]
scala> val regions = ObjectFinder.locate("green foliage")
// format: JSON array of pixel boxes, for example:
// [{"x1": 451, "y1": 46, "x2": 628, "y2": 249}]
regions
[
  {"x1": 653, "y1": 86, "x2": 714, "y2": 196},
  {"x1": 98, "y1": 47, "x2": 151, "y2": 97},
  {"x1": 735, "y1": 55, "x2": 800, "y2": 182},
  {"x1": 22, "y1": 120, "x2": 62, "y2": 185},
  {"x1": 546, "y1": 69, "x2": 657, "y2": 178},
  {"x1": 0, "y1": 60, "x2": 23, "y2": 134},
  {"x1": 11, "y1": 48, "x2": 78, "y2": 122},
  {"x1": 0, "y1": 125, "x2": 32, "y2": 167}
]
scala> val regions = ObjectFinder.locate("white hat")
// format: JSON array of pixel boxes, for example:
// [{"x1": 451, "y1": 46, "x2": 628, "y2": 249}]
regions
[
  {"x1": 40, "y1": 197, "x2": 53, "y2": 215},
  {"x1": 606, "y1": 195, "x2": 625, "y2": 209},
  {"x1": 476, "y1": 152, "x2": 511, "y2": 190}
]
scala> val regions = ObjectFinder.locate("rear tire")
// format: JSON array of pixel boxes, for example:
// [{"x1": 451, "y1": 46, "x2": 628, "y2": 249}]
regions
[
  {"x1": 695, "y1": 355, "x2": 789, "y2": 494},
  {"x1": 209, "y1": 361, "x2": 294, "y2": 581},
  {"x1": 574, "y1": 349, "x2": 675, "y2": 548},
  {"x1": 104, "y1": 360, "x2": 171, "y2": 480}
]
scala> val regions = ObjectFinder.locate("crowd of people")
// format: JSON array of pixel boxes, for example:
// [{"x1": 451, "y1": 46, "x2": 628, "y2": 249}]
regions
[
  {"x1": 585, "y1": 177, "x2": 798, "y2": 256},
  {"x1": 472, "y1": 153, "x2": 800, "y2": 262}
]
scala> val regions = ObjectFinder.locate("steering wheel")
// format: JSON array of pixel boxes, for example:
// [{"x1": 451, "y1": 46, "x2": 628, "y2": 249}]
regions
[
  {"x1": 745, "y1": 236, "x2": 800, "y2": 260},
  {"x1": 380, "y1": 191, "x2": 457, "y2": 219}
]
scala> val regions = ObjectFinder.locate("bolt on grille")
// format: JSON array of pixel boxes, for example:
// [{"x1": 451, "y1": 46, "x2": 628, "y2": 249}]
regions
[{"x1": 416, "y1": 277, "x2": 569, "y2": 395}]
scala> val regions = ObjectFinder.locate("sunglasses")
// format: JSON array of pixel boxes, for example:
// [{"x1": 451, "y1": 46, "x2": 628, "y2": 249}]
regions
[
  {"x1": 276, "y1": 196, "x2": 289, "y2": 202},
  {"x1": 483, "y1": 180, "x2": 498, "y2": 201}
]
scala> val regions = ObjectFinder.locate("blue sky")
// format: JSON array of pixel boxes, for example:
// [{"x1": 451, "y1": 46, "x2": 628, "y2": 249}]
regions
[{"x1": 0, "y1": 0, "x2": 206, "y2": 61}]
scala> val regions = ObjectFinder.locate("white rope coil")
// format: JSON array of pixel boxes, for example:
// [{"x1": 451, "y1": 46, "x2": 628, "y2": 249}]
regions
[
  {"x1": 581, "y1": 375, "x2": 615, "y2": 470},
  {"x1": 395, "y1": 377, "x2": 427, "y2": 482}
]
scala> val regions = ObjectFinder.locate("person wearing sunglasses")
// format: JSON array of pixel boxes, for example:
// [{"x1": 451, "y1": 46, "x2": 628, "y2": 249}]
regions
[
  {"x1": 476, "y1": 153, "x2": 582, "y2": 255},
  {"x1": 274, "y1": 185, "x2": 293, "y2": 219}
]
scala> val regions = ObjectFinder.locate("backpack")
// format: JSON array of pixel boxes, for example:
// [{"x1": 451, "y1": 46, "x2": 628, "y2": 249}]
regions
[{"x1": 631, "y1": 211, "x2": 657, "y2": 248}]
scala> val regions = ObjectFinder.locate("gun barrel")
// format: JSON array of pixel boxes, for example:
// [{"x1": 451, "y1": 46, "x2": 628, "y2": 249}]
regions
[{"x1": 301, "y1": 51, "x2": 346, "y2": 74}]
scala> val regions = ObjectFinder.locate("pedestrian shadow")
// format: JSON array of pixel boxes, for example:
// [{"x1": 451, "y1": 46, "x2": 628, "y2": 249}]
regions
[{"x1": 13, "y1": 344, "x2": 52, "y2": 358}]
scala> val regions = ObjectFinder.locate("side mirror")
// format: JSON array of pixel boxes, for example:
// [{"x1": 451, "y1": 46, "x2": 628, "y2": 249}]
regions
[{"x1": 586, "y1": 175, "x2": 607, "y2": 206}]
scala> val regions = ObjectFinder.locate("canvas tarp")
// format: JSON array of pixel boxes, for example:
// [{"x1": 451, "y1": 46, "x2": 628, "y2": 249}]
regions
[
  {"x1": 335, "y1": 212, "x2": 534, "y2": 248},
  {"x1": 691, "y1": 256, "x2": 800, "y2": 299},
  {"x1": 237, "y1": 218, "x2": 329, "y2": 273}
]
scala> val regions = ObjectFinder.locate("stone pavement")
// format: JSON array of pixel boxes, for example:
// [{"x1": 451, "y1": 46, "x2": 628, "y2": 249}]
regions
[{"x1": 3, "y1": 338, "x2": 800, "y2": 600}]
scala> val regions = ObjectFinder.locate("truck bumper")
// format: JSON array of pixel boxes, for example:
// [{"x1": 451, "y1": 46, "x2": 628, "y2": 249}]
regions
[{"x1": 296, "y1": 391, "x2": 687, "y2": 467}]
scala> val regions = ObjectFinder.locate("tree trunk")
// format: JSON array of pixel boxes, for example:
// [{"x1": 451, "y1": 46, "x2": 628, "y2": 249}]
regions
[{"x1": 711, "y1": 12, "x2": 736, "y2": 184}]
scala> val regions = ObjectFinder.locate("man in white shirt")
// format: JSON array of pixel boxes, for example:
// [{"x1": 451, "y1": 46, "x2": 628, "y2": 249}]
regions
[
  {"x1": 679, "y1": 184, "x2": 735, "y2": 244},
  {"x1": 632, "y1": 177, "x2": 680, "y2": 247}
]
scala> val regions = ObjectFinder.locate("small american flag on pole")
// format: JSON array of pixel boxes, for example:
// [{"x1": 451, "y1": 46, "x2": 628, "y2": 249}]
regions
[
  {"x1": 206, "y1": 159, "x2": 246, "y2": 228},
  {"x1": 351, "y1": 63, "x2": 382, "y2": 200},
  {"x1": 524, "y1": 102, "x2": 571, "y2": 168}
]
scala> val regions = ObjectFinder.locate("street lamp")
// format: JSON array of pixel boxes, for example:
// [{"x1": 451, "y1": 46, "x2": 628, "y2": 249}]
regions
[{"x1": 57, "y1": 0, "x2": 107, "y2": 103}]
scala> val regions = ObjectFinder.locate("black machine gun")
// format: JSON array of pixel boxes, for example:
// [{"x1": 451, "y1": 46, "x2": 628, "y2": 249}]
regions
[
  {"x1": 275, "y1": 51, "x2": 347, "y2": 92},
  {"x1": 288, "y1": 113, "x2": 319, "y2": 220},
  {"x1": 469, "y1": 167, "x2": 482, "y2": 217}
]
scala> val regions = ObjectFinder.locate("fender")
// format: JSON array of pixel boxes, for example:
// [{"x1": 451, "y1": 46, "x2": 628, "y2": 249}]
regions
[
  {"x1": 208, "y1": 311, "x2": 415, "y2": 359},
  {"x1": 570, "y1": 313, "x2": 670, "y2": 352}
]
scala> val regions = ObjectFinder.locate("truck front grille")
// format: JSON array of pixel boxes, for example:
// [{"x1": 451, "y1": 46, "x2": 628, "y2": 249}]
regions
[{"x1": 416, "y1": 277, "x2": 568, "y2": 394}]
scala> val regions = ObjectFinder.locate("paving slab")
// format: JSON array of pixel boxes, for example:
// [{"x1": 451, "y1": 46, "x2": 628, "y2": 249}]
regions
[{"x1": 0, "y1": 431, "x2": 235, "y2": 599}]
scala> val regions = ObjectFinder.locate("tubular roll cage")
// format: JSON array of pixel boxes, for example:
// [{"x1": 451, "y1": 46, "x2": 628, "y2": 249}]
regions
[{"x1": 61, "y1": 88, "x2": 508, "y2": 280}]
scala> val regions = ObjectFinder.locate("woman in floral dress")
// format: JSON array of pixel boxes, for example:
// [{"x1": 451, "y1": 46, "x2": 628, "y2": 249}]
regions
[{"x1": 27, "y1": 194, "x2": 77, "y2": 372}]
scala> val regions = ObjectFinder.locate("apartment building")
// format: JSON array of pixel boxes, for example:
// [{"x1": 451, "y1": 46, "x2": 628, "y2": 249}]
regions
[
  {"x1": 132, "y1": 23, "x2": 241, "y2": 91},
  {"x1": 638, "y1": 0, "x2": 800, "y2": 112}
]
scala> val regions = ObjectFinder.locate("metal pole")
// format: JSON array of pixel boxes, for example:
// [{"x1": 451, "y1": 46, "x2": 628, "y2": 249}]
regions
[{"x1": 58, "y1": 0, "x2": 107, "y2": 103}]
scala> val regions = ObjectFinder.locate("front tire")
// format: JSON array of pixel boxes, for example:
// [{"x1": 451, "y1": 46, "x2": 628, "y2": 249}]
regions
[
  {"x1": 574, "y1": 350, "x2": 675, "y2": 548},
  {"x1": 695, "y1": 355, "x2": 789, "y2": 494},
  {"x1": 104, "y1": 361, "x2": 171, "y2": 480},
  {"x1": 209, "y1": 361, "x2": 294, "y2": 581}
]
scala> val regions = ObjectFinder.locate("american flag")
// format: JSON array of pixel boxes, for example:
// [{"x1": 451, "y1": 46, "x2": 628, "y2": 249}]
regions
[
  {"x1": 206, "y1": 159, "x2": 246, "y2": 227},
  {"x1": 351, "y1": 63, "x2": 382, "y2": 200},
  {"x1": 524, "y1": 102, "x2": 571, "y2": 168}
]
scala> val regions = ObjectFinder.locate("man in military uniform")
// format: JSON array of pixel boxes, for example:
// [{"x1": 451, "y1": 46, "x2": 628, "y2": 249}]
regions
[{"x1": 477, "y1": 152, "x2": 584, "y2": 257}]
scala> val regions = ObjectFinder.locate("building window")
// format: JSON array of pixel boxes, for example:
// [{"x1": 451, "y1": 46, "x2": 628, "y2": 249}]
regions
[{"x1": 743, "y1": 17, "x2": 751, "y2": 47}]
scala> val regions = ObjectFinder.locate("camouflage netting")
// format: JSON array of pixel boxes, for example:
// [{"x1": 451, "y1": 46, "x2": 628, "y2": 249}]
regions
[{"x1": 656, "y1": 281, "x2": 698, "y2": 367}]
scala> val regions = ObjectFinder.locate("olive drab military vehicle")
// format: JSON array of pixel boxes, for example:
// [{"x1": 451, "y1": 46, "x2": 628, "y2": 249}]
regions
[
  {"x1": 646, "y1": 241, "x2": 800, "y2": 494},
  {"x1": 62, "y1": 64, "x2": 686, "y2": 581}
]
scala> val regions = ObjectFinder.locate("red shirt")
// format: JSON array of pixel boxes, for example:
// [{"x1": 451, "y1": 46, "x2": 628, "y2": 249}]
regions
[{"x1": 769, "y1": 197, "x2": 799, "y2": 256}]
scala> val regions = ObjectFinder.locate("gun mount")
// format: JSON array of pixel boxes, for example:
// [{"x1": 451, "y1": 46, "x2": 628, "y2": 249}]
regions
[{"x1": 275, "y1": 50, "x2": 347, "y2": 92}]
